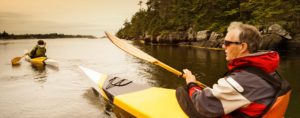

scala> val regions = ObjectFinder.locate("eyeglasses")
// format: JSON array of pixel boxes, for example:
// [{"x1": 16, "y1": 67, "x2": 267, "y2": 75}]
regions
[{"x1": 223, "y1": 40, "x2": 242, "y2": 47}]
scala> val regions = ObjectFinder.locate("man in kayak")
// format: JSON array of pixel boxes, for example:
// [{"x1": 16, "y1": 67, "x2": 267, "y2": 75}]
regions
[
  {"x1": 177, "y1": 22, "x2": 291, "y2": 118},
  {"x1": 28, "y1": 40, "x2": 47, "y2": 58}
]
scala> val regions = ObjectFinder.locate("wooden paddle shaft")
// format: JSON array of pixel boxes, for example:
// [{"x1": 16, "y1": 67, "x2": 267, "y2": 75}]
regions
[
  {"x1": 154, "y1": 61, "x2": 207, "y2": 88},
  {"x1": 153, "y1": 61, "x2": 182, "y2": 76}
]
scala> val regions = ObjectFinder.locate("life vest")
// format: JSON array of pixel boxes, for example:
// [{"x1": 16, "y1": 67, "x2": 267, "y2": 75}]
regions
[
  {"x1": 176, "y1": 66, "x2": 291, "y2": 118},
  {"x1": 30, "y1": 45, "x2": 47, "y2": 58},
  {"x1": 227, "y1": 66, "x2": 291, "y2": 118}
]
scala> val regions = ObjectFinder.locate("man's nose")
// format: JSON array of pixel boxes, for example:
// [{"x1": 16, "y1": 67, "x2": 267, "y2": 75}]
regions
[{"x1": 222, "y1": 44, "x2": 226, "y2": 49}]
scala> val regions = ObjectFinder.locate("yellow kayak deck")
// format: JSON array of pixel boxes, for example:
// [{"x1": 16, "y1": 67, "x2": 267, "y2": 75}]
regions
[{"x1": 80, "y1": 66, "x2": 187, "y2": 118}]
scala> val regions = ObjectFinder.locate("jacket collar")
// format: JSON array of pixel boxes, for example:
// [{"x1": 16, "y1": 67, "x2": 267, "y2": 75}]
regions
[{"x1": 228, "y1": 51, "x2": 279, "y2": 73}]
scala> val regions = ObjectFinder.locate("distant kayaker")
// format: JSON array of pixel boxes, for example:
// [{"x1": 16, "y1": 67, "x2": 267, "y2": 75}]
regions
[
  {"x1": 177, "y1": 22, "x2": 291, "y2": 118},
  {"x1": 28, "y1": 40, "x2": 47, "y2": 58}
]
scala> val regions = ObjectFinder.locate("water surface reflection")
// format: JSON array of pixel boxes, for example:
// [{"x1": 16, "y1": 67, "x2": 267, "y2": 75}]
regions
[{"x1": 0, "y1": 39, "x2": 299, "y2": 117}]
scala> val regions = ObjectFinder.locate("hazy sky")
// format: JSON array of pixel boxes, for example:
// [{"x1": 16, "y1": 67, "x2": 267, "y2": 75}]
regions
[{"x1": 0, "y1": 0, "x2": 146, "y2": 37}]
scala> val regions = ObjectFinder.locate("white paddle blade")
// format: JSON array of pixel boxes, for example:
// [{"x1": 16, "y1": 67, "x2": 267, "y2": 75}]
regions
[{"x1": 44, "y1": 59, "x2": 59, "y2": 67}]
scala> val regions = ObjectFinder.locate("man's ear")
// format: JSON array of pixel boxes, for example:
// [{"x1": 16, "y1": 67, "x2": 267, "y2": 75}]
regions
[{"x1": 240, "y1": 43, "x2": 248, "y2": 53}]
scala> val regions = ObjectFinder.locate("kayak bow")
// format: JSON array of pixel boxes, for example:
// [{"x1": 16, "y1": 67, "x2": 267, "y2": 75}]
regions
[{"x1": 79, "y1": 66, "x2": 188, "y2": 118}]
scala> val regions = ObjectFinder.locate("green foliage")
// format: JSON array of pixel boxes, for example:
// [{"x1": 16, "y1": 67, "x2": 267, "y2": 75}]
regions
[{"x1": 117, "y1": 0, "x2": 300, "y2": 39}]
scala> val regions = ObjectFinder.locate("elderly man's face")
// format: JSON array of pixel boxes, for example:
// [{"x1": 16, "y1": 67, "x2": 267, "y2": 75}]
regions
[{"x1": 223, "y1": 29, "x2": 243, "y2": 61}]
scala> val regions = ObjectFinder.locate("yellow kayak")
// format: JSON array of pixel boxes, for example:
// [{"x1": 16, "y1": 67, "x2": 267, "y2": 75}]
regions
[
  {"x1": 80, "y1": 66, "x2": 188, "y2": 118},
  {"x1": 25, "y1": 56, "x2": 58, "y2": 67},
  {"x1": 30, "y1": 57, "x2": 47, "y2": 65}
]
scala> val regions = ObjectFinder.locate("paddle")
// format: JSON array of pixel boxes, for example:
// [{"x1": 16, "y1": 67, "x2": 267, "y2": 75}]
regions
[
  {"x1": 105, "y1": 32, "x2": 207, "y2": 88},
  {"x1": 11, "y1": 54, "x2": 26, "y2": 65}
]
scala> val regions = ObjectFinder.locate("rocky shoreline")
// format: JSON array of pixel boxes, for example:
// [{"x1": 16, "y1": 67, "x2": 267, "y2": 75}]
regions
[{"x1": 140, "y1": 24, "x2": 300, "y2": 51}]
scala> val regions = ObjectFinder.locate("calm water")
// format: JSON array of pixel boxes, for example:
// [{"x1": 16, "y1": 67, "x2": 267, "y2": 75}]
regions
[{"x1": 0, "y1": 38, "x2": 299, "y2": 118}]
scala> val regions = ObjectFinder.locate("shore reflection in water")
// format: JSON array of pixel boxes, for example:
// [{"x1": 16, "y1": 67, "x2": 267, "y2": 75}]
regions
[{"x1": 0, "y1": 39, "x2": 299, "y2": 117}]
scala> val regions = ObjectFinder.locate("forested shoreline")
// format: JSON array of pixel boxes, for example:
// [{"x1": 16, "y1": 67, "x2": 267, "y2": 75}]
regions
[
  {"x1": 118, "y1": 0, "x2": 299, "y2": 39},
  {"x1": 0, "y1": 31, "x2": 96, "y2": 39},
  {"x1": 116, "y1": 0, "x2": 300, "y2": 51}
]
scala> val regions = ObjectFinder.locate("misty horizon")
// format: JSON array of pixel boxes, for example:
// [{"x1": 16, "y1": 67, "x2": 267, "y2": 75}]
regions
[{"x1": 0, "y1": 0, "x2": 147, "y2": 37}]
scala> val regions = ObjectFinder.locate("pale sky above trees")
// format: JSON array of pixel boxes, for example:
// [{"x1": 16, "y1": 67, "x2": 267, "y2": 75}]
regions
[{"x1": 0, "y1": 0, "x2": 146, "y2": 37}]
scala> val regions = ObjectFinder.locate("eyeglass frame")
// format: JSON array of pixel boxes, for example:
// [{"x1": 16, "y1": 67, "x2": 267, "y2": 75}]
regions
[{"x1": 223, "y1": 40, "x2": 242, "y2": 47}]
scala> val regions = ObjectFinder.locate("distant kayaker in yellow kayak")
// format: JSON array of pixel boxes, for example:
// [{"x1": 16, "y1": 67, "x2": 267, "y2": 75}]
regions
[
  {"x1": 28, "y1": 40, "x2": 47, "y2": 58},
  {"x1": 177, "y1": 22, "x2": 291, "y2": 118}
]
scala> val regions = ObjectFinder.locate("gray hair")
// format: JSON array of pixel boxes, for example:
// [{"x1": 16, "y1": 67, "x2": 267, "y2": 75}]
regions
[{"x1": 228, "y1": 22, "x2": 261, "y2": 53}]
